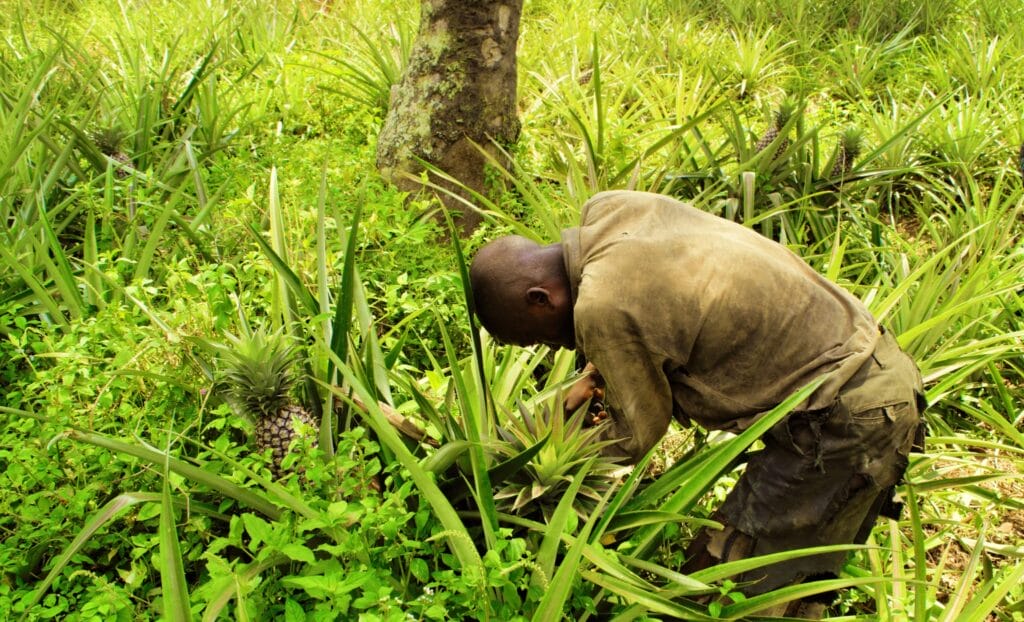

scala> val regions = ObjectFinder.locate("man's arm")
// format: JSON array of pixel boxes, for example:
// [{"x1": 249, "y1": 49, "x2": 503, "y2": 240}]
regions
[
  {"x1": 585, "y1": 342, "x2": 675, "y2": 464},
  {"x1": 564, "y1": 362, "x2": 602, "y2": 409}
]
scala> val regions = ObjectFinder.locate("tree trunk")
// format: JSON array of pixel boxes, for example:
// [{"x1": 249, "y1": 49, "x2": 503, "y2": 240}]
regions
[{"x1": 376, "y1": 0, "x2": 523, "y2": 236}]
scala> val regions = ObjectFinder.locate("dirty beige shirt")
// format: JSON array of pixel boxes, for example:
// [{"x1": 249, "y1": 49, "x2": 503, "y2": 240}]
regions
[{"x1": 561, "y1": 191, "x2": 880, "y2": 463}]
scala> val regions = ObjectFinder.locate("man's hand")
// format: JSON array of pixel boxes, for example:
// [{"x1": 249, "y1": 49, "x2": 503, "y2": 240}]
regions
[
  {"x1": 585, "y1": 407, "x2": 610, "y2": 428},
  {"x1": 564, "y1": 362, "x2": 606, "y2": 415}
]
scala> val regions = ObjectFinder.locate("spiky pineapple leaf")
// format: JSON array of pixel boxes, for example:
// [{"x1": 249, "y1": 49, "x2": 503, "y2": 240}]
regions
[
  {"x1": 439, "y1": 431, "x2": 551, "y2": 503},
  {"x1": 215, "y1": 329, "x2": 300, "y2": 420}
]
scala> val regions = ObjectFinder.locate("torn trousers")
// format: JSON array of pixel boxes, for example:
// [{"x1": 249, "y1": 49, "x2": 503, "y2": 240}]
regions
[{"x1": 709, "y1": 327, "x2": 926, "y2": 594}]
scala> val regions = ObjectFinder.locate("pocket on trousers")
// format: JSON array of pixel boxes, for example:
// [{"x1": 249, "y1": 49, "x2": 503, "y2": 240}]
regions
[{"x1": 850, "y1": 401, "x2": 910, "y2": 425}]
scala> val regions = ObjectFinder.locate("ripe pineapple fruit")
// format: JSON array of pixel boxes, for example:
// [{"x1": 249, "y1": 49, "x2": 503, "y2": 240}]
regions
[
  {"x1": 216, "y1": 329, "x2": 318, "y2": 478},
  {"x1": 754, "y1": 100, "x2": 796, "y2": 160}
]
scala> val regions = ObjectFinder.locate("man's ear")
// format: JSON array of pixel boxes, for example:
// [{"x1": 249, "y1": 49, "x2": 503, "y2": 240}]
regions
[{"x1": 526, "y1": 287, "x2": 551, "y2": 307}]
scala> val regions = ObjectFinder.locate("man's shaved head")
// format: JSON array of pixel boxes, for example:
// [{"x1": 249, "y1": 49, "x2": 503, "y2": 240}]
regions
[
  {"x1": 469, "y1": 235, "x2": 576, "y2": 348},
  {"x1": 469, "y1": 236, "x2": 539, "y2": 330}
]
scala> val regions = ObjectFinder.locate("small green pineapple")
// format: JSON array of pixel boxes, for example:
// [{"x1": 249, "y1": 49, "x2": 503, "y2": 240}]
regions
[
  {"x1": 754, "y1": 100, "x2": 796, "y2": 159},
  {"x1": 831, "y1": 127, "x2": 863, "y2": 178},
  {"x1": 216, "y1": 329, "x2": 318, "y2": 478},
  {"x1": 91, "y1": 126, "x2": 131, "y2": 177}
]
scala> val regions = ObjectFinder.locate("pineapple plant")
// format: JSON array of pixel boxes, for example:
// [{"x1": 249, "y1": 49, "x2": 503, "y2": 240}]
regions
[
  {"x1": 831, "y1": 127, "x2": 864, "y2": 178},
  {"x1": 91, "y1": 126, "x2": 132, "y2": 178},
  {"x1": 492, "y1": 400, "x2": 621, "y2": 522},
  {"x1": 754, "y1": 100, "x2": 797, "y2": 160},
  {"x1": 213, "y1": 329, "x2": 319, "y2": 478}
]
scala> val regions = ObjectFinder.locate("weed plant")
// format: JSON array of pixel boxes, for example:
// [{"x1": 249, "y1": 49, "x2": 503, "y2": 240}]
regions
[{"x1": 1, "y1": 0, "x2": 1023, "y2": 619}]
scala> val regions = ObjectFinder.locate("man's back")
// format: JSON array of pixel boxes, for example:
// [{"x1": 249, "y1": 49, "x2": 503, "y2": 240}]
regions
[{"x1": 561, "y1": 190, "x2": 880, "y2": 439}]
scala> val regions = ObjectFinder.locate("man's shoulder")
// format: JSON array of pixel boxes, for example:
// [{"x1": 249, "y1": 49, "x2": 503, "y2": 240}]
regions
[
  {"x1": 572, "y1": 284, "x2": 635, "y2": 346},
  {"x1": 581, "y1": 190, "x2": 699, "y2": 224}
]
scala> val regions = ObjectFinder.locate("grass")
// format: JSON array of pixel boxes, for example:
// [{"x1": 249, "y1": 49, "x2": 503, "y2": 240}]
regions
[{"x1": 1, "y1": 0, "x2": 1022, "y2": 619}]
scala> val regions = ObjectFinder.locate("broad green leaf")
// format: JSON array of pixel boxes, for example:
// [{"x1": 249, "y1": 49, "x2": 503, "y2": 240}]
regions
[
  {"x1": 605, "y1": 510, "x2": 721, "y2": 534},
  {"x1": 279, "y1": 543, "x2": 316, "y2": 564},
  {"x1": 63, "y1": 429, "x2": 282, "y2": 519},
  {"x1": 535, "y1": 457, "x2": 594, "y2": 587},
  {"x1": 722, "y1": 576, "x2": 898, "y2": 617},
  {"x1": 421, "y1": 439, "x2": 473, "y2": 475},
  {"x1": 241, "y1": 514, "x2": 273, "y2": 549},
  {"x1": 687, "y1": 543, "x2": 868, "y2": 585},
  {"x1": 159, "y1": 468, "x2": 192, "y2": 622},
  {"x1": 201, "y1": 554, "x2": 291, "y2": 622},
  {"x1": 581, "y1": 569, "x2": 718, "y2": 621},
  {"x1": 532, "y1": 459, "x2": 609, "y2": 621}
]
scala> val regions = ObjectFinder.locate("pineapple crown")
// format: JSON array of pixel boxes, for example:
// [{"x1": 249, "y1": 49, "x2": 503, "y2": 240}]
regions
[
  {"x1": 91, "y1": 126, "x2": 127, "y2": 156},
  {"x1": 215, "y1": 329, "x2": 301, "y2": 420},
  {"x1": 837, "y1": 127, "x2": 864, "y2": 159},
  {"x1": 830, "y1": 127, "x2": 865, "y2": 177},
  {"x1": 772, "y1": 99, "x2": 798, "y2": 130},
  {"x1": 754, "y1": 98, "x2": 799, "y2": 156},
  {"x1": 493, "y1": 400, "x2": 621, "y2": 518}
]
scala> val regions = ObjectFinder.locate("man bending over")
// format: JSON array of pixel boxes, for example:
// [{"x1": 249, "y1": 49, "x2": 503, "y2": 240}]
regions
[{"x1": 469, "y1": 190, "x2": 925, "y2": 617}]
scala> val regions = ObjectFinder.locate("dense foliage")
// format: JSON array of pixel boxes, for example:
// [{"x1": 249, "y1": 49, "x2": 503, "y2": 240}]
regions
[{"x1": 1, "y1": 0, "x2": 1022, "y2": 620}]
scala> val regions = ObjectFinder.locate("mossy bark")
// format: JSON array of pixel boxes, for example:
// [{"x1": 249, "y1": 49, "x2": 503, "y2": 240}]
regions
[{"x1": 376, "y1": 0, "x2": 523, "y2": 235}]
